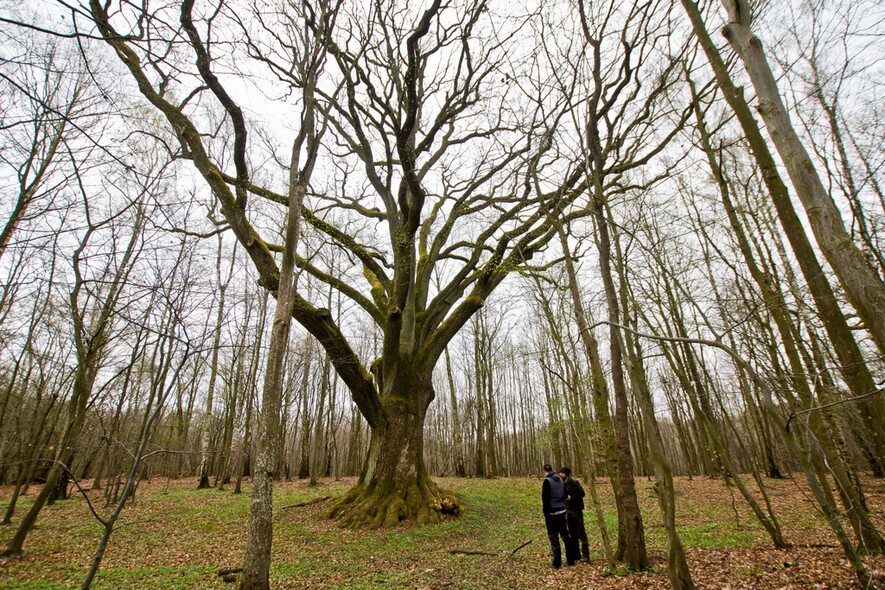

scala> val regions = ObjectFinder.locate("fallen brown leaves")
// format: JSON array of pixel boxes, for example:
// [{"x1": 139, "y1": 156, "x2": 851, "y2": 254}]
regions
[{"x1": 0, "y1": 474, "x2": 883, "y2": 588}]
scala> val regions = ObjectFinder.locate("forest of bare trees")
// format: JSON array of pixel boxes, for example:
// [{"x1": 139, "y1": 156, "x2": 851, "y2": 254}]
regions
[{"x1": 1, "y1": 0, "x2": 884, "y2": 588}]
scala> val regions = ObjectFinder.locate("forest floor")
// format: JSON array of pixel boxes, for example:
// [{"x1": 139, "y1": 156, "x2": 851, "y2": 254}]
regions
[{"x1": 0, "y1": 474, "x2": 884, "y2": 589}]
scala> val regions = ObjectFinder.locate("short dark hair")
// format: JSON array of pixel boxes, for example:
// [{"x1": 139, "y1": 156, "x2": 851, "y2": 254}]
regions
[
  {"x1": 560, "y1": 467, "x2": 571, "y2": 477},
  {"x1": 543, "y1": 463, "x2": 553, "y2": 472}
]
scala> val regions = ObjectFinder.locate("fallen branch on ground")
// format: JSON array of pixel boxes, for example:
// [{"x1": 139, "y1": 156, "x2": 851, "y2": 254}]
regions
[
  {"x1": 448, "y1": 540, "x2": 533, "y2": 559},
  {"x1": 217, "y1": 568, "x2": 243, "y2": 576},
  {"x1": 508, "y1": 540, "x2": 532, "y2": 559},
  {"x1": 217, "y1": 568, "x2": 242, "y2": 584}
]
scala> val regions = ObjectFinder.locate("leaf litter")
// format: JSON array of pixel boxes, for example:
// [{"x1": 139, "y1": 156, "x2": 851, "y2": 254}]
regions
[{"x1": 0, "y1": 474, "x2": 883, "y2": 588}]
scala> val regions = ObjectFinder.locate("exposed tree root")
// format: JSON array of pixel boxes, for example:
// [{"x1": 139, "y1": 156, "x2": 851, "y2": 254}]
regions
[
  {"x1": 327, "y1": 479, "x2": 462, "y2": 529},
  {"x1": 217, "y1": 568, "x2": 243, "y2": 576}
]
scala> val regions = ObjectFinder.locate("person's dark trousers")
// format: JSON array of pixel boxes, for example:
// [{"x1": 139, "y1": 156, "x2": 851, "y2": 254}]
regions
[
  {"x1": 545, "y1": 512, "x2": 578, "y2": 567},
  {"x1": 566, "y1": 509, "x2": 590, "y2": 561}
]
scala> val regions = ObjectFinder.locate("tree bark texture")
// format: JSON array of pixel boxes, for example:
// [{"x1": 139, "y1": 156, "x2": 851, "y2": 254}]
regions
[
  {"x1": 327, "y1": 377, "x2": 460, "y2": 529},
  {"x1": 592, "y1": 199, "x2": 649, "y2": 571}
]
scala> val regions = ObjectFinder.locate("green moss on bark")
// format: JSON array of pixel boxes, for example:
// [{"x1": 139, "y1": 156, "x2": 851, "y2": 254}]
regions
[{"x1": 327, "y1": 478, "x2": 462, "y2": 529}]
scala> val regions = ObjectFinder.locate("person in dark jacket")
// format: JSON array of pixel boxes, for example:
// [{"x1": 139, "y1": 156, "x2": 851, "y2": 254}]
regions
[
  {"x1": 541, "y1": 463, "x2": 578, "y2": 568},
  {"x1": 560, "y1": 467, "x2": 590, "y2": 562}
]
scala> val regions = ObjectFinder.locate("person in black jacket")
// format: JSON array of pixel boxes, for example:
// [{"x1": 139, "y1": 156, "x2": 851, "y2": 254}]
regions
[
  {"x1": 560, "y1": 467, "x2": 590, "y2": 562},
  {"x1": 541, "y1": 463, "x2": 578, "y2": 568}
]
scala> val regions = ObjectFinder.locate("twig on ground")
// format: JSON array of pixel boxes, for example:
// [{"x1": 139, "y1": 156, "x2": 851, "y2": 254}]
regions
[
  {"x1": 448, "y1": 540, "x2": 533, "y2": 559},
  {"x1": 508, "y1": 540, "x2": 532, "y2": 559}
]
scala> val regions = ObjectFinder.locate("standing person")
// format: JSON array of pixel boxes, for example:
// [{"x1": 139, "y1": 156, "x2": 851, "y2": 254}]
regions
[
  {"x1": 541, "y1": 463, "x2": 578, "y2": 568},
  {"x1": 560, "y1": 467, "x2": 590, "y2": 563}
]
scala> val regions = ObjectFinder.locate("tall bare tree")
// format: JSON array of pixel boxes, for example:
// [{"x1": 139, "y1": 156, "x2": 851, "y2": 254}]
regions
[
  {"x1": 3, "y1": 183, "x2": 148, "y2": 556},
  {"x1": 197, "y1": 235, "x2": 237, "y2": 489},
  {"x1": 85, "y1": 0, "x2": 598, "y2": 528},
  {"x1": 0, "y1": 38, "x2": 91, "y2": 261},
  {"x1": 560, "y1": 0, "x2": 691, "y2": 571},
  {"x1": 716, "y1": 0, "x2": 885, "y2": 360},
  {"x1": 682, "y1": 0, "x2": 885, "y2": 482}
]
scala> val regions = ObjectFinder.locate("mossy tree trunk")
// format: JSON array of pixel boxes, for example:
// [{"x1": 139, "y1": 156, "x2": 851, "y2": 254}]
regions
[
  {"x1": 593, "y1": 202, "x2": 648, "y2": 571},
  {"x1": 90, "y1": 0, "x2": 593, "y2": 532},
  {"x1": 329, "y1": 372, "x2": 459, "y2": 528}
]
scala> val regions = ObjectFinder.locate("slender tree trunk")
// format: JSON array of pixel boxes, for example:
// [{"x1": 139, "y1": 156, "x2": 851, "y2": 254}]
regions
[
  {"x1": 444, "y1": 348, "x2": 466, "y2": 477},
  {"x1": 544, "y1": 211, "x2": 618, "y2": 564},
  {"x1": 625, "y1": 334, "x2": 694, "y2": 588},
  {"x1": 215, "y1": 359, "x2": 241, "y2": 490},
  {"x1": 719, "y1": 0, "x2": 885, "y2": 361},
  {"x1": 345, "y1": 406, "x2": 363, "y2": 476},
  {"x1": 473, "y1": 334, "x2": 486, "y2": 478},
  {"x1": 81, "y1": 330, "x2": 191, "y2": 590},
  {"x1": 199, "y1": 236, "x2": 233, "y2": 489},
  {"x1": 683, "y1": 0, "x2": 885, "y2": 478},
  {"x1": 591, "y1": 190, "x2": 648, "y2": 570},
  {"x1": 540, "y1": 366, "x2": 564, "y2": 471},
  {"x1": 3, "y1": 203, "x2": 144, "y2": 557},
  {"x1": 309, "y1": 354, "x2": 332, "y2": 487},
  {"x1": 609, "y1": 213, "x2": 692, "y2": 585},
  {"x1": 238, "y1": 48, "x2": 327, "y2": 581},
  {"x1": 239, "y1": 148, "x2": 303, "y2": 590},
  {"x1": 297, "y1": 342, "x2": 313, "y2": 479},
  {"x1": 234, "y1": 389, "x2": 255, "y2": 496}
]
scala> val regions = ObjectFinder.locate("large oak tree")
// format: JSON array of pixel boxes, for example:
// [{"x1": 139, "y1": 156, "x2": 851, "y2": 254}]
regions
[{"x1": 86, "y1": 0, "x2": 591, "y2": 527}]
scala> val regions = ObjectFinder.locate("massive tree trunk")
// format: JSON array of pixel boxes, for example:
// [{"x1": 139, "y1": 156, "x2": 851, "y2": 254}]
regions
[{"x1": 328, "y1": 375, "x2": 460, "y2": 529}]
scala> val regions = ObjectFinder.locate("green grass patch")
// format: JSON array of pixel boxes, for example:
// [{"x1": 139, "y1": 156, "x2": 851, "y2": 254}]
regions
[{"x1": 0, "y1": 475, "x2": 873, "y2": 589}]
